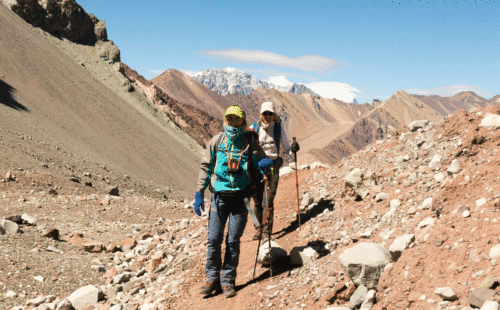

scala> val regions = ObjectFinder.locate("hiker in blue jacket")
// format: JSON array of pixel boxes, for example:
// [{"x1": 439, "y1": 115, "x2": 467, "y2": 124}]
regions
[
  {"x1": 250, "y1": 101, "x2": 292, "y2": 241},
  {"x1": 194, "y1": 105, "x2": 273, "y2": 298}
]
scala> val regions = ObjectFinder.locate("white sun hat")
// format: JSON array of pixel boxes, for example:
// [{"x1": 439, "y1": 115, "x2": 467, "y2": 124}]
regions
[{"x1": 260, "y1": 101, "x2": 275, "y2": 114}]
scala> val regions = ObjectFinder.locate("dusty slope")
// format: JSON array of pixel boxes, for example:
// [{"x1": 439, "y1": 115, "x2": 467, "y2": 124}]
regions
[{"x1": 0, "y1": 5, "x2": 202, "y2": 194}]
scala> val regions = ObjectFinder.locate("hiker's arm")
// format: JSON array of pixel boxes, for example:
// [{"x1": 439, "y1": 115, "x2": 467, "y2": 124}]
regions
[{"x1": 196, "y1": 136, "x2": 218, "y2": 193}]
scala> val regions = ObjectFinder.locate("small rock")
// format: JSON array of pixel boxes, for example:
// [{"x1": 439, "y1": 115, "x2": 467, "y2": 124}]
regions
[
  {"x1": 120, "y1": 237, "x2": 137, "y2": 251},
  {"x1": 0, "y1": 219, "x2": 21, "y2": 234},
  {"x1": 489, "y1": 245, "x2": 500, "y2": 260},
  {"x1": 389, "y1": 234, "x2": 415, "y2": 261},
  {"x1": 447, "y1": 159, "x2": 460, "y2": 175},
  {"x1": 33, "y1": 276, "x2": 44, "y2": 282},
  {"x1": 6, "y1": 290, "x2": 17, "y2": 298},
  {"x1": 42, "y1": 228, "x2": 60, "y2": 240},
  {"x1": 21, "y1": 213, "x2": 36, "y2": 225},
  {"x1": 480, "y1": 300, "x2": 500, "y2": 310},
  {"x1": 389, "y1": 199, "x2": 400, "y2": 209},
  {"x1": 434, "y1": 287, "x2": 458, "y2": 301},
  {"x1": 349, "y1": 285, "x2": 368, "y2": 309},
  {"x1": 375, "y1": 192, "x2": 388, "y2": 202},
  {"x1": 56, "y1": 299, "x2": 73, "y2": 310},
  {"x1": 105, "y1": 186, "x2": 119, "y2": 196},
  {"x1": 480, "y1": 275, "x2": 498, "y2": 289},
  {"x1": 476, "y1": 198, "x2": 488, "y2": 207},
  {"x1": 420, "y1": 197, "x2": 433, "y2": 210},
  {"x1": 290, "y1": 246, "x2": 319, "y2": 266},
  {"x1": 418, "y1": 218, "x2": 436, "y2": 229}
]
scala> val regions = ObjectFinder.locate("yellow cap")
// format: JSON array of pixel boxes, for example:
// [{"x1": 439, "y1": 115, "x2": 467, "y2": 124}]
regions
[{"x1": 225, "y1": 105, "x2": 245, "y2": 119}]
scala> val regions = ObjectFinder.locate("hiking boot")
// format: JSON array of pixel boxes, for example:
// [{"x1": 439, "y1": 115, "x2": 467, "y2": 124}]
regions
[
  {"x1": 199, "y1": 280, "x2": 221, "y2": 296},
  {"x1": 222, "y1": 285, "x2": 237, "y2": 298},
  {"x1": 253, "y1": 228, "x2": 262, "y2": 241}
]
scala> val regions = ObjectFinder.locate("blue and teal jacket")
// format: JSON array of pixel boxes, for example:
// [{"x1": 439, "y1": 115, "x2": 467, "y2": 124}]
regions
[{"x1": 196, "y1": 130, "x2": 268, "y2": 193}]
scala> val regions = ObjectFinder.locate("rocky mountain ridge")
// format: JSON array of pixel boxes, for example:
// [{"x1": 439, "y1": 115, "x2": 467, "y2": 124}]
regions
[{"x1": 189, "y1": 67, "x2": 319, "y2": 97}]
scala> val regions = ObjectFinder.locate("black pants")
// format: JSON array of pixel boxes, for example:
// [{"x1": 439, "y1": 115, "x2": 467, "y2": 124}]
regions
[{"x1": 253, "y1": 163, "x2": 280, "y2": 235}]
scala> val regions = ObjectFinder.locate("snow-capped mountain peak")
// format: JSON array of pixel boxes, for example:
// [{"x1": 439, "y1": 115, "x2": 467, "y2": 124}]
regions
[{"x1": 191, "y1": 68, "x2": 319, "y2": 97}]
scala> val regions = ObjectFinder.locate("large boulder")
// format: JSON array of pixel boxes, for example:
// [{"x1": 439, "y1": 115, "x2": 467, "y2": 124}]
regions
[
  {"x1": 290, "y1": 246, "x2": 318, "y2": 266},
  {"x1": 7, "y1": 0, "x2": 107, "y2": 45},
  {"x1": 468, "y1": 288, "x2": 496, "y2": 308},
  {"x1": 67, "y1": 285, "x2": 99, "y2": 310},
  {"x1": 338, "y1": 242, "x2": 391, "y2": 289},
  {"x1": 344, "y1": 169, "x2": 377, "y2": 199},
  {"x1": 408, "y1": 120, "x2": 429, "y2": 132},
  {"x1": 257, "y1": 240, "x2": 287, "y2": 265},
  {"x1": 97, "y1": 41, "x2": 120, "y2": 63},
  {"x1": 479, "y1": 114, "x2": 500, "y2": 130}
]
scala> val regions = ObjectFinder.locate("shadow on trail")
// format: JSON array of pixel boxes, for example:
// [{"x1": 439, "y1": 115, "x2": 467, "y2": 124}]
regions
[
  {"x1": 242, "y1": 256, "x2": 296, "y2": 287},
  {"x1": 0, "y1": 80, "x2": 29, "y2": 112},
  {"x1": 273, "y1": 198, "x2": 336, "y2": 241}
]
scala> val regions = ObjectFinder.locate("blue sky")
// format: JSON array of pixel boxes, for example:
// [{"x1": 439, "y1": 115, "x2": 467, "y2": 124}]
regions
[{"x1": 78, "y1": 0, "x2": 499, "y2": 103}]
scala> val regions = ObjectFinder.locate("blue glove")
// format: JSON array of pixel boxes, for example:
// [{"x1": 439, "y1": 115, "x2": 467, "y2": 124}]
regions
[
  {"x1": 258, "y1": 158, "x2": 274, "y2": 171},
  {"x1": 194, "y1": 192, "x2": 204, "y2": 216}
]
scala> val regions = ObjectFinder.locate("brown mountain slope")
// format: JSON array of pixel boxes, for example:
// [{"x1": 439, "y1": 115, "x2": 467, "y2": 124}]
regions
[
  {"x1": 316, "y1": 90, "x2": 499, "y2": 165},
  {"x1": 413, "y1": 91, "x2": 491, "y2": 116},
  {"x1": 317, "y1": 90, "x2": 450, "y2": 164},
  {"x1": 151, "y1": 69, "x2": 231, "y2": 119},
  {"x1": 122, "y1": 64, "x2": 222, "y2": 148},
  {"x1": 0, "y1": 4, "x2": 201, "y2": 194}
]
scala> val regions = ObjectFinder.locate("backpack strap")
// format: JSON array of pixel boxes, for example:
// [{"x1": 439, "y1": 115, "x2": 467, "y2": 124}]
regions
[{"x1": 274, "y1": 121, "x2": 281, "y2": 156}]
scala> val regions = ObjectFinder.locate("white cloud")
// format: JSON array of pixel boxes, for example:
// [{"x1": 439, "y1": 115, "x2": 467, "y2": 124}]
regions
[
  {"x1": 407, "y1": 84, "x2": 493, "y2": 98},
  {"x1": 305, "y1": 82, "x2": 359, "y2": 103},
  {"x1": 196, "y1": 49, "x2": 347, "y2": 73},
  {"x1": 266, "y1": 76, "x2": 293, "y2": 87}
]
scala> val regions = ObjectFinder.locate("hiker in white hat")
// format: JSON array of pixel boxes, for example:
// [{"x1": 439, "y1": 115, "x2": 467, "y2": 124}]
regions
[{"x1": 249, "y1": 101, "x2": 295, "y2": 240}]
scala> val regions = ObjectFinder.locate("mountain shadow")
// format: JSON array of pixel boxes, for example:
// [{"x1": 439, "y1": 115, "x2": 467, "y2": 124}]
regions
[{"x1": 0, "y1": 80, "x2": 28, "y2": 112}]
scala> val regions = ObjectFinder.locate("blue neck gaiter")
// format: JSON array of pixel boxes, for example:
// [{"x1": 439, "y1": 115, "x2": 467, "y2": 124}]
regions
[{"x1": 224, "y1": 124, "x2": 245, "y2": 142}]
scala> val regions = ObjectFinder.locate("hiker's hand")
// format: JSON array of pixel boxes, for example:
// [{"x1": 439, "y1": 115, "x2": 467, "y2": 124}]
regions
[
  {"x1": 291, "y1": 140, "x2": 300, "y2": 153},
  {"x1": 194, "y1": 192, "x2": 204, "y2": 216},
  {"x1": 258, "y1": 158, "x2": 274, "y2": 171}
]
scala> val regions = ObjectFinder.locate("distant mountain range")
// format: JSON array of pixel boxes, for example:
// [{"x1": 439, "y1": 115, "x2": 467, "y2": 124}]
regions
[{"x1": 188, "y1": 67, "x2": 319, "y2": 97}]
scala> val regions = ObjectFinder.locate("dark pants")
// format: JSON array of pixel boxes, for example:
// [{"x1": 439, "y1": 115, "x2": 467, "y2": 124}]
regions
[
  {"x1": 253, "y1": 165, "x2": 280, "y2": 235},
  {"x1": 206, "y1": 193, "x2": 248, "y2": 286}
]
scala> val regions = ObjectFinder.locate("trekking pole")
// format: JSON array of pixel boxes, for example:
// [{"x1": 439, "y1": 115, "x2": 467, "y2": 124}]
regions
[
  {"x1": 265, "y1": 177, "x2": 273, "y2": 277},
  {"x1": 292, "y1": 137, "x2": 301, "y2": 230},
  {"x1": 252, "y1": 226, "x2": 262, "y2": 280}
]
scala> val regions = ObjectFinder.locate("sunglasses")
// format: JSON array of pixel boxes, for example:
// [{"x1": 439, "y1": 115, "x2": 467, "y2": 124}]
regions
[
  {"x1": 262, "y1": 112, "x2": 274, "y2": 116},
  {"x1": 226, "y1": 115, "x2": 242, "y2": 121}
]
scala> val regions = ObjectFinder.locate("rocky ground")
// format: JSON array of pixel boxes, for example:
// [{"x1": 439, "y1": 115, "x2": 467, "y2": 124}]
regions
[{"x1": 2, "y1": 107, "x2": 500, "y2": 310}]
